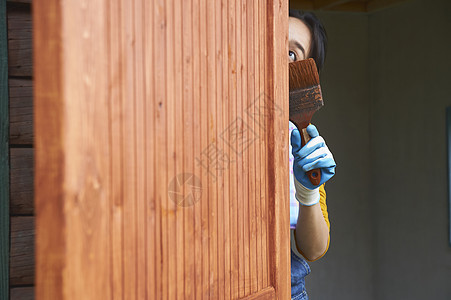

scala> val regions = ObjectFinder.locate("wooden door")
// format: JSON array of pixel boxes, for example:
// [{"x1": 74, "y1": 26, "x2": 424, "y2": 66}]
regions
[{"x1": 34, "y1": 0, "x2": 289, "y2": 299}]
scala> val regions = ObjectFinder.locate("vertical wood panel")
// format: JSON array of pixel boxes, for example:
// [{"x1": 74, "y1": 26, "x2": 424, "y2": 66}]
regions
[
  {"x1": 206, "y1": 0, "x2": 217, "y2": 298},
  {"x1": 154, "y1": 0, "x2": 167, "y2": 298},
  {"x1": 107, "y1": 0, "x2": 124, "y2": 297},
  {"x1": 247, "y1": 0, "x2": 256, "y2": 294},
  {"x1": 262, "y1": 0, "x2": 269, "y2": 288},
  {"x1": 191, "y1": 0, "x2": 202, "y2": 298},
  {"x1": 0, "y1": 0, "x2": 8, "y2": 298},
  {"x1": 221, "y1": 1, "x2": 231, "y2": 298},
  {"x1": 34, "y1": 0, "x2": 289, "y2": 298},
  {"x1": 266, "y1": 1, "x2": 290, "y2": 299},
  {"x1": 241, "y1": 1, "x2": 250, "y2": 296},
  {"x1": 176, "y1": 0, "x2": 185, "y2": 298},
  {"x1": 144, "y1": 0, "x2": 155, "y2": 297},
  {"x1": 134, "y1": 0, "x2": 147, "y2": 297},
  {"x1": 228, "y1": 0, "x2": 239, "y2": 297},
  {"x1": 215, "y1": 0, "x2": 224, "y2": 299},
  {"x1": 34, "y1": 0, "x2": 65, "y2": 297},
  {"x1": 254, "y1": 0, "x2": 262, "y2": 291},
  {"x1": 236, "y1": 0, "x2": 244, "y2": 297},
  {"x1": 121, "y1": 0, "x2": 138, "y2": 296},
  {"x1": 164, "y1": 0, "x2": 176, "y2": 298},
  {"x1": 199, "y1": 0, "x2": 209, "y2": 298},
  {"x1": 62, "y1": 0, "x2": 112, "y2": 297}
]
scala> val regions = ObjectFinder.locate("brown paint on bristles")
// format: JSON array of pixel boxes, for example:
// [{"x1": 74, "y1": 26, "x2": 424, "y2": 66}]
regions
[{"x1": 289, "y1": 58, "x2": 324, "y2": 186}]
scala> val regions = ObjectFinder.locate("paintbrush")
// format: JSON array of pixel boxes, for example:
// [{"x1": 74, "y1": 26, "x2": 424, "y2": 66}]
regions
[{"x1": 289, "y1": 58, "x2": 324, "y2": 186}]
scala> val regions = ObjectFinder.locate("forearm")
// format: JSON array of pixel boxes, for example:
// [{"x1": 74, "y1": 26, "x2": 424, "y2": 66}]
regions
[{"x1": 294, "y1": 202, "x2": 329, "y2": 261}]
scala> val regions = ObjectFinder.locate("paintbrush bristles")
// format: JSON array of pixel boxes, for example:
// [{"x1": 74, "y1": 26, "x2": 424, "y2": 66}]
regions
[{"x1": 289, "y1": 58, "x2": 320, "y2": 90}]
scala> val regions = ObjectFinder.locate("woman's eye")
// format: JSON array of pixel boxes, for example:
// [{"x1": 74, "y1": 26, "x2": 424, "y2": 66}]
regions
[{"x1": 289, "y1": 50, "x2": 297, "y2": 62}]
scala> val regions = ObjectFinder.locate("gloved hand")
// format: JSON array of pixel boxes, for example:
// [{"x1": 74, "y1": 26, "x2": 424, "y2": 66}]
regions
[{"x1": 291, "y1": 124, "x2": 336, "y2": 206}]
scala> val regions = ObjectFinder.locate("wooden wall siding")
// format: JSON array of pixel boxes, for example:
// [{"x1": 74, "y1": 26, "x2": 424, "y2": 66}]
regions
[
  {"x1": 10, "y1": 286, "x2": 34, "y2": 300},
  {"x1": 7, "y1": 1, "x2": 35, "y2": 299},
  {"x1": 9, "y1": 79, "x2": 33, "y2": 145},
  {"x1": 1, "y1": 0, "x2": 10, "y2": 298},
  {"x1": 34, "y1": 0, "x2": 289, "y2": 299},
  {"x1": 10, "y1": 148, "x2": 34, "y2": 215},
  {"x1": 10, "y1": 216, "x2": 34, "y2": 286},
  {"x1": 7, "y1": 2, "x2": 32, "y2": 77}
]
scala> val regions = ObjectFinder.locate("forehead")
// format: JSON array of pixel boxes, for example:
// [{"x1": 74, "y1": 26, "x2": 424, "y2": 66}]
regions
[{"x1": 288, "y1": 17, "x2": 312, "y2": 50}]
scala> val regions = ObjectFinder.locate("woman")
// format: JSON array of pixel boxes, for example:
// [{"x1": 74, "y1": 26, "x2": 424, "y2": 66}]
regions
[{"x1": 288, "y1": 10, "x2": 336, "y2": 300}]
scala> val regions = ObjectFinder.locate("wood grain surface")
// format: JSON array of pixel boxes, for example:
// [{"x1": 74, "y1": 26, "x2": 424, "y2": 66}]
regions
[
  {"x1": 34, "y1": 0, "x2": 289, "y2": 299},
  {"x1": 0, "y1": 0, "x2": 9, "y2": 298},
  {"x1": 10, "y1": 148, "x2": 33, "y2": 215},
  {"x1": 10, "y1": 287, "x2": 34, "y2": 300},
  {"x1": 7, "y1": 2, "x2": 32, "y2": 77},
  {"x1": 9, "y1": 216, "x2": 34, "y2": 286},
  {"x1": 9, "y1": 79, "x2": 33, "y2": 145}
]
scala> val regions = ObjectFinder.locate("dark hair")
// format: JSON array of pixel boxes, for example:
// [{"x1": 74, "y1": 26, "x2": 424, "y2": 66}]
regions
[{"x1": 289, "y1": 9, "x2": 327, "y2": 72}]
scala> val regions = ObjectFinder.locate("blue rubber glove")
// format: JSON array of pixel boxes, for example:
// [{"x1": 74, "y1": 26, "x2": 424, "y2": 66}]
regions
[{"x1": 291, "y1": 124, "x2": 336, "y2": 204}]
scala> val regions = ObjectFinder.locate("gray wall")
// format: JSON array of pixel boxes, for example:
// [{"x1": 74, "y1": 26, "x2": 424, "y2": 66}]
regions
[
  {"x1": 302, "y1": 1, "x2": 451, "y2": 299},
  {"x1": 369, "y1": 0, "x2": 451, "y2": 298},
  {"x1": 306, "y1": 13, "x2": 374, "y2": 300}
]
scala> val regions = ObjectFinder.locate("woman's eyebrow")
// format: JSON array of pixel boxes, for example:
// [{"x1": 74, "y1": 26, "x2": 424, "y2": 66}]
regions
[{"x1": 294, "y1": 41, "x2": 306, "y2": 58}]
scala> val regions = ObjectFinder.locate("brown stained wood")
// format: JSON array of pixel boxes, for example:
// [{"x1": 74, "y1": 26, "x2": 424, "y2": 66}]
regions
[
  {"x1": 107, "y1": 0, "x2": 123, "y2": 298},
  {"x1": 267, "y1": 0, "x2": 291, "y2": 299},
  {"x1": 144, "y1": 0, "x2": 156, "y2": 298},
  {"x1": 33, "y1": 0, "x2": 65, "y2": 297},
  {"x1": 9, "y1": 216, "x2": 34, "y2": 286},
  {"x1": 9, "y1": 79, "x2": 33, "y2": 145},
  {"x1": 215, "y1": 0, "x2": 225, "y2": 298},
  {"x1": 228, "y1": 0, "x2": 238, "y2": 297},
  {"x1": 180, "y1": 0, "x2": 195, "y2": 298},
  {"x1": 35, "y1": 0, "x2": 112, "y2": 298},
  {"x1": 241, "y1": 1, "x2": 250, "y2": 296},
  {"x1": 133, "y1": 1, "x2": 146, "y2": 299},
  {"x1": 34, "y1": 0, "x2": 289, "y2": 298},
  {"x1": 173, "y1": 1, "x2": 184, "y2": 298},
  {"x1": 174, "y1": 1, "x2": 184, "y2": 297},
  {"x1": 246, "y1": 0, "x2": 256, "y2": 294},
  {"x1": 256, "y1": 1, "x2": 263, "y2": 290},
  {"x1": 10, "y1": 287, "x2": 34, "y2": 300},
  {"x1": 239, "y1": 286, "x2": 276, "y2": 300},
  {"x1": 192, "y1": 0, "x2": 203, "y2": 299},
  {"x1": 221, "y1": 1, "x2": 231, "y2": 298},
  {"x1": 163, "y1": 1, "x2": 176, "y2": 299},
  {"x1": 261, "y1": 0, "x2": 269, "y2": 288},
  {"x1": 199, "y1": 0, "x2": 209, "y2": 299},
  {"x1": 10, "y1": 148, "x2": 33, "y2": 215},
  {"x1": 236, "y1": 0, "x2": 244, "y2": 297},
  {"x1": 206, "y1": 0, "x2": 218, "y2": 298},
  {"x1": 144, "y1": 1, "x2": 161, "y2": 299},
  {"x1": 7, "y1": 3, "x2": 32, "y2": 77},
  {"x1": 154, "y1": 1, "x2": 167, "y2": 299},
  {"x1": 0, "y1": 0, "x2": 9, "y2": 297},
  {"x1": 120, "y1": 0, "x2": 137, "y2": 297}
]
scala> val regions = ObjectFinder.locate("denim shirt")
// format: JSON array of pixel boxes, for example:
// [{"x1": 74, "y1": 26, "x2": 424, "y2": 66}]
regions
[{"x1": 290, "y1": 229, "x2": 311, "y2": 299}]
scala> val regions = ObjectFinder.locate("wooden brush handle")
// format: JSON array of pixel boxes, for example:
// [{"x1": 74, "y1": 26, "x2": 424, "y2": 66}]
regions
[{"x1": 300, "y1": 127, "x2": 322, "y2": 186}]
